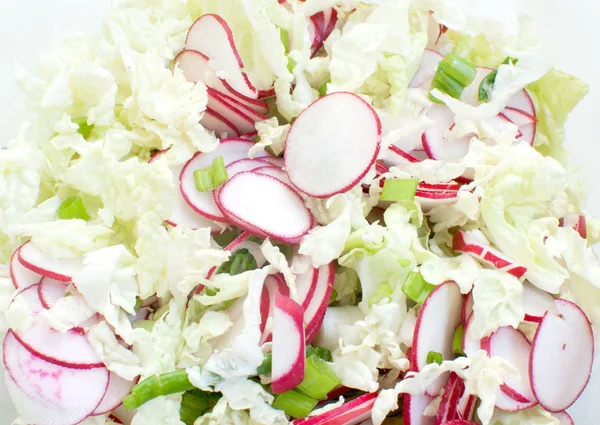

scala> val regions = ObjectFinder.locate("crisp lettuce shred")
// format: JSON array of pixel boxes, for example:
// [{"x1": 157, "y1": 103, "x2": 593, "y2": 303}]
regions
[{"x1": 1, "y1": 0, "x2": 598, "y2": 425}]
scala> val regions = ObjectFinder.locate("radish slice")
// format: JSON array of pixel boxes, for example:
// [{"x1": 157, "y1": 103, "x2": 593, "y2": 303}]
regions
[
  {"x1": 554, "y1": 411, "x2": 574, "y2": 425},
  {"x1": 418, "y1": 182, "x2": 462, "y2": 192},
  {"x1": 436, "y1": 373, "x2": 466, "y2": 425},
  {"x1": 559, "y1": 214, "x2": 587, "y2": 239},
  {"x1": 308, "y1": 12, "x2": 325, "y2": 57},
  {"x1": 174, "y1": 50, "x2": 268, "y2": 115},
  {"x1": 385, "y1": 145, "x2": 421, "y2": 168},
  {"x1": 416, "y1": 190, "x2": 458, "y2": 212},
  {"x1": 412, "y1": 281, "x2": 462, "y2": 397},
  {"x1": 452, "y1": 230, "x2": 527, "y2": 278},
  {"x1": 487, "y1": 326, "x2": 536, "y2": 404},
  {"x1": 440, "y1": 421, "x2": 479, "y2": 425},
  {"x1": 201, "y1": 108, "x2": 240, "y2": 138},
  {"x1": 305, "y1": 263, "x2": 335, "y2": 344},
  {"x1": 523, "y1": 282, "x2": 558, "y2": 323},
  {"x1": 285, "y1": 92, "x2": 382, "y2": 198},
  {"x1": 293, "y1": 392, "x2": 377, "y2": 425},
  {"x1": 456, "y1": 393, "x2": 477, "y2": 421},
  {"x1": 506, "y1": 90, "x2": 536, "y2": 118},
  {"x1": 3, "y1": 331, "x2": 109, "y2": 425},
  {"x1": 404, "y1": 393, "x2": 435, "y2": 425},
  {"x1": 186, "y1": 14, "x2": 258, "y2": 99},
  {"x1": 422, "y1": 105, "x2": 470, "y2": 162},
  {"x1": 530, "y1": 299, "x2": 594, "y2": 412},
  {"x1": 150, "y1": 150, "x2": 220, "y2": 232},
  {"x1": 208, "y1": 87, "x2": 267, "y2": 123},
  {"x1": 91, "y1": 372, "x2": 136, "y2": 415},
  {"x1": 260, "y1": 156, "x2": 285, "y2": 168},
  {"x1": 501, "y1": 108, "x2": 536, "y2": 145},
  {"x1": 322, "y1": 8, "x2": 338, "y2": 42},
  {"x1": 11, "y1": 285, "x2": 103, "y2": 368},
  {"x1": 241, "y1": 130, "x2": 258, "y2": 142},
  {"x1": 38, "y1": 277, "x2": 68, "y2": 309},
  {"x1": 180, "y1": 139, "x2": 268, "y2": 222},
  {"x1": 207, "y1": 89, "x2": 257, "y2": 134},
  {"x1": 410, "y1": 49, "x2": 443, "y2": 89},
  {"x1": 271, "y1": 294, "x2": 305, "y2": 394},
  {"x1": 254, "y1": 166, "x2": 297, "y2": 191},
  {"x1": 260, "y1": 274, "x2": 290, "y2": 343},
  {"x1": 461, "y1": 292, "x2": 474, "y2": 327},
  {"x1": 462, "y1": 314, "x2": 481, "y2": 356},
  {"x1": 296, "y1": 266, "x2": 319, "y2": 309},
  {"x1": 215, "y1": 171, "x2": 314, "y2": 244},
  {"x1": 494, "y1": 388, "x2": 536, "y2": 412},
  {"x1": 225, "y1": 158, "x2": 273, "y2": 179},
  {"x1": 10, "y1": 245, "x2": 42, "y2": 289},
  {"x1": 18, "y1": 241, "x2": 82, "y2": 283}
]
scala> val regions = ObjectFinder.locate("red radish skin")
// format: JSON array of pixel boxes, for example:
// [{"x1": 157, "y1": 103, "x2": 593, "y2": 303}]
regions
[
  {"x1": 215, "y1": 171, "x2": 314, "y2": 244},
  {"x1": 293, "y1": 392, "x2": 377, "y2": 425},
  {"x1": 207, "y1": 89, "x2": 258, "y2": 135},
  {"x1": 404, "y1": 393, "x2": 435, "y2": 425},
  {"x1": 386, "y1": 145, "x2": 421, "y2": 166},
  {"x1": 530, "y1": 299, "x2": 594, "y2": 412},
  {"x1": 487, "y1": 326, "x2": 536, "y2": 404},
  {"x1": 309, "y1": 12, "x2": 325, "y2": 57},
  {"x1": 18, "y1": 241, "x2": 82, "y2": 283},
  {"x1": 416, "y1": 190, "x2": 459, "y2": 212},
  {"x1": 501, "y1": 108, "x2": 536, "y2": 145},
  {"x1": 452, "y1": 230, "x2": 527, "y2": 278},
  {"x1": 284, "y1": 92, "x2": 382, "y2": 198},
  {"x1": 11, "y1": 285, "x2": 103, "y2": 369},
  {"x1": 208, "y1": 87, "x2": 267, "y2": 122},
  {"x1": 412, "y1": 281, "x2": 462, "y2": 397},
  {"x1": 257, "y1": 87, "x2": 276, "y2": 100},
  {"x1": 3, "y1": 331, "x2": 110, "y2": 425},
  {"x1": 224, "y1": 158, "x2": 273, "y2": 179},
  {"x1": 91, "y1": 372, "x2": 137, "y2": 415},
  {"x1": 440, "y1": 421, "x2": 479, "y2": 425},
  {"x1": 522, "y1": 282, "x2": 558, "y2": 323},
  {"x1": 418, "y1": 182, "x2": 462, "y2": 192},
  {"x1": 241, "y1": 130, "x2": 258, "y2": 141},
  {"x1": 461, "y1": 292, "x2": 474, "y2": 328},
  {"x1": 304, "y1": 263, "x2": 335, "y2": 344},
  {"x1": 179, "y1": 139, "x2": 270, "y2": 222},
  {"x1": 559, "y1": 214, "x2": 587, "y2": 239},
  {"x1": 38, "y1": 277, "x2": 68, "y2": 309},
  {"x1": 271, "y1": 294, "x2": 306, "y2": 394},
  {"x1": 149, "y1": 150, "x2": 221, "y2": 232},
  {"x1": 554, "y1": 411, "x2": 574, "y2": 425},
  {"x1": 185, "y1": 14, "x2": 258, "y2": 99},
  {"x1": 322, "y1": 8, "x2": 338, "y2": 43},
  {"x1": 201, "y1": 108, "x2": 240, "y2": 138},
  {"x1": 494, "y1": 388, "x2": 536, "y2": 412},
  {"x1": 10, "y1": 246, "x2": 41, "y2": 289},
  {"x1": 260, "y1": 274, "x2": 290, "y2": 343},
  {"x1": 456, "y1": 393, "x2": 477, "y2": 421},
  {"x1": 296, "y1": 266, "x2": 319, "y2": 309},
  {"x1": 436, "y1": 373, "x2": 466, "y2": 425}
]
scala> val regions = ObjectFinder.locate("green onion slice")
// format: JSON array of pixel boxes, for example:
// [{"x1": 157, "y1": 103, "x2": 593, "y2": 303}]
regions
[
  {"x1": 193, "y1": 156, "x2": 228, "y2": 192},
  {"x1": 272, "y1": 389, "x2": 318, "y2": 419},
  {"x1": 430, "y1": 54, "x2": 476, "y2": 103},
  {"x1": 452, "y1": 324, "x2": 465, "y2": 356},
  {"x1": 401, "y1": 271, "x2": 436, "y2": 304},
  {"x1": 381, "y1": 178, "x2": 419, "y2": 202},
  {"x1": 123, "y1": 370, "x2": 195, "y2": 410},
  {"x1": 478, "y1": 57, "x2": 519, "y2": 103},
  {"x1": 57, "y1": 196, "x2": 91, "y2": 221},
  {"x1": 427, "y1": 351, "x2": 443, "y2": 365},
  {"x1": 296, "y1": 355, "x2": 341, "y2": 400}
]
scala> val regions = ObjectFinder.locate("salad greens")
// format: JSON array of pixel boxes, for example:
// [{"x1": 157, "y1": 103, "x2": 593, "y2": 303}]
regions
[{"x1": 0, "y1": 1, "x2": 598, "y2": 425}]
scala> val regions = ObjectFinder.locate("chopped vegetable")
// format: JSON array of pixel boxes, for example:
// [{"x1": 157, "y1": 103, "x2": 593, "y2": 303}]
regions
[
  {"x1": 430, "y1": 54, "x2": 476, "y2": 103},
  {"x1": 193, "y1": 156, "x2": 228, "y2": 192},
  {"x1": 56, "y1": 196, "x2": 91, "y2": 221},
  {"x1": 427, "y1": 351, "x2": 443, "y2": 365},
  {"x1": 478, "y1": 57, "x2": 519, "y2": 102},
  {"x1": 381, "y1": 179, "x2": 419, "y2": 202},
  {"x1": 123, "y1": 370, "x2": 195, "y2": 410},
  {"x1": 401, "y1": 271, "x2": 436, "y2": 304},
  {"x1": 272, "y1": 389, "x2": 318, "y2": 419}
]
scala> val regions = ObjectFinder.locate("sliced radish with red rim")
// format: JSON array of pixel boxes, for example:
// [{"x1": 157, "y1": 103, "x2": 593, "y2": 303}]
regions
[
  {"x1": 422, "y1": 105, "x2": 470, "y2": 162},
  {"x1": 285, "y1": 92, "x2": 382, "y2": 198},
  {"x1": 215, "y1": 171, "x2": 314, "y2": 244},
  {"x1": 554, "y1": 411, "x2": 574, "y2": 425},
  {"x1": 530, "y1": 299, "x2": 594, "y2": 412},
  {"x1": 305, "y1": 263, "x2": 335, "y2": 344},
  {"x1": 293, "y1": 392, "x2": 377, "y2": 425},
  {"x1": 260, "y1": 274, "x2": 290, "y2": 343},
  {"x1": 461, "y1": 292, "x2": 474, "y2": 327},
  {"x1": 410, "y1": 49, "x2": 443, "y2": 89},
  {"x1": 3, "y1": 331, "x2": 109, "y2": 425},
  {"x1": 403, "y1": 393, "x2": 435, "y2": 425},
  {"x1": 91, "y1": 372, "x2": 137, "y2": 415},
  {"x1": 18, "y1": 241, "x2": 82, "y2": 283},
  {"x1": 10, "y1": 245, "x2": 41, "y2": 289},
  {"x1": 501, "y1": 108, "x2": 536, "y2": 145},
  {"x1": 208, "y1": 87, "x2": 267, "y2": 122},
  {"x1": 435, "y1": 373, "x2": 466, "y2": 425},
  {"x1": 385, "y1": 145, "x2": 421, "y2": 168},
  {"x1": 201, "y1": 108, "x2": 240, "y2": 138},
  {"x1": 38, "y1": 277, "x2": 69, "y2": 309},
  {"x1": 462, "y1": 314, "x2": 482, "y2": 357},
  {"x1": 207, "y1": 89, "x2": 258, "y2": 135},
  {"x1": 523, "y1": 282, "x2": 557, "y2": 323}
]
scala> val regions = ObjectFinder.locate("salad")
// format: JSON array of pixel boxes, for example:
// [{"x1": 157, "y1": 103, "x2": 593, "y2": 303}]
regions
[{"x1": 1, "y1": 0, "x2": 598, "y2": 425}]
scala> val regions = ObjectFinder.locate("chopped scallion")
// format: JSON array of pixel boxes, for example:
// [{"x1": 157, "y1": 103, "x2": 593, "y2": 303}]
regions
[
  {"x1": 430, "y1": 54, "x2": 476, "y2": 103},
  {"x1": 57, "y1": 196, "x2": 91, "y2": 221},
  {"x1": 452, "y1": 324, "x2": 465, "y2": 356},
  {"x1": 381, "y1": 179, "x2": 419, "y2": 202},
  {"x1": 193, "y1": 156, "x2": 228, "y2": 192},
  {"x1": 216, "y1": 248, "x2": 257, "y2": 276},
  {"x1": 272, "y1": 389, "x2": 318, "y2": 419},
  {"x1": 180, "y1": 390, "x2": 221, "y2": 425},
  {"x1": 257, "y1": 352, "x2": 272, "y2": 375},
  {"x1": 478, "y1": 57, "x2": 519, "y2": 103},
  {"x1": 305, "y1": 346, "x2": 333, "y2": 362},
  {"x1": 427, "y1": 351, "x2": 443, "y2": 365},
  {"x1": 123, "y1": 370, "x2": 195, "y2": 410},
  {"x1": 401, "y1": 271, "x2": 436, "y2": 304},
  {"x1": 296, "y1": 355, "x2": 341, "y2": 400},
  {"x1": 73, "y1": 117, "x2": 94, "y2": 140}
]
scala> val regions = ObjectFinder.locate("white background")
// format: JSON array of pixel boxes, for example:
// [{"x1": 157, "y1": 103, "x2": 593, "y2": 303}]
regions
[{"x1": 0, "y1": 0, "x2": 597, "y2": 423}]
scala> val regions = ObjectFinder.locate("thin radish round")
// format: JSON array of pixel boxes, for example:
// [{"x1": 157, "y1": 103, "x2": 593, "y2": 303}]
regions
[
  {"x1": 38, "y1": 277, "x2": 68, "y2": 309},
  {"x1": 559, "y1": 214, "x2": 587, "y2": 239},
  {"x1": 208, "y1": 87, "x2": 267, "y2": 123},
  {"x1": 416, "y1": 190, "x2": 459, "y2": 212},
  {"x1": 185, "y1": 14, "x2": 258, "y2": 99},
  {"x1": 403, "y1": 393, "x2": 435, "y2": 425},
  {"x1": 487, "y1": 326, "x2": 536, "y2": 403},
  {"x1": 522, "y1": 282, "x2": 557, "y2": 323},
  {"x1": 304, "y1": 263, "x2": 335, "y2": 344},
  {"x1": 501, "y1": 108, "x2": 536, "y2": 145},
  {"x1": 254, "y1": 165, "x2": 298, "y2": 191},
  {"x1": 462, "y1": 314, "x2": 482, "y2": 357},
  {"x1": 207, "y1": 89, "x2": 257, "y2": 135},
  {"x1": 259, "y1": 274, "x2": 290, "y2": 343},
  {"x1": 91, "y1": 372, "x2": 136, "y2": 415},
  {"x1": 554, "y1": 411, "x2": 574, "y2": 425},
  {"x1": 3, "y1": 331, "x2": 109, "y2": 425},
  {"x1": 11, "y1": 285, "x2": 103, "y2": 368},
  {"x1": 494, "y1": 388, "x2": 536, "y2": 412},
  {"x1": 201, "y1": 108, "x2": 240, "y2": 138},
  {"x1": 436, "y1": 373, "x2": 466, "y2": 425},
  {"x1": 530, "y1": 299, "x2": 594, "y2": 412},
  {"x1": 215, "y1": 171, "x2": 314, "y2": 244},
  {"x1": 150, "y1": 150, "x2": 221, "y2": 232},
  {"x1": 284, "y1": 92, "x2": 382, "y2": 198},
  {"x1": 506, "y1": 90, "x2": 536, "y2": 117},
  {"x1": 18, "y1": 241, "x2": 82, "y2": 283},
  {"x1": 422, "y1": 105, "x2": 470, "y2": 162},
  {"x1": 293, "y1": 392, "x2": 377, "y2": 425},
  {"x1": 271, "y1": 293, "x2": 305, "y2": 394},
  {"x1": 296, "y1": 266, "x2": 318, "y2": 309},
  {"x1": 456, "y1": 393, "x2": 477, "y2": 421},
  {"x1": 412, "y1": 281, "x2": 462, "y2": 397},
  {"x1": 410, "y1": 49, "x2": 443, "y2": 89},
  {"x1": 225, "y1": 158, "x2": 273, "y2": 179},
  {"x1": 385, "y1": 145, "x2": 422, "y2": 168},
  {"x1": 179, "y1": 139, "x2": 269, "y2": 222},
  {"x1": 10, "y1": 246, "x2": 41, "y2": 289},
  {"x1": 461, "y1": 292, "x2": 474, "y2": 327}
]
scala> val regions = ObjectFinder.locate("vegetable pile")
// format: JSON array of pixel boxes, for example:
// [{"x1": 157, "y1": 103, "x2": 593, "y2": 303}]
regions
[{"x1": 1, "y1": 1, "x2": 599, "y2": 425}]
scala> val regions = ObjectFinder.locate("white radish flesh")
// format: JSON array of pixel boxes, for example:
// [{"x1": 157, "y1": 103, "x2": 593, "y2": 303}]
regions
[
  {"x1": 38, "y1": 277, "x2": 69, "y2": 309},
  {"x1": 436, "y1": 373, "x2": 466, "y2": 425},
  {"x1": 403, "y1": 393, "x2": 435, "y2": 425},
  {"x1": 530, "y1": 299, "x2": 594, "y2": 412},
  {"x1": 506, "y1": 91, "x2": 536, "y2": 117},
  {"x1": 91, "y1": 372, "x2": 136, "y2": 415},
  {"x1": 412, "y1": 281, "x2": 462, "y2": 397},
  {"x1": 10, "y1": 246, "x2": 41, "y2": 289},
  {"x1": 254, "y1": 165, "x2": 298, "y2": 191},
  {"x1": 285, "y1": 92, "x2": 382, "y2": 198},
  {"x1": 3, "y1": 332, "x2": 109, "y2": 425},
  {"x1": 461, "y1": 292, "x2": 474, "y2": 327},
  {"x1": 422, "y1": 105, "x2": 470, "y2": 162},
  {"x1": 293, "y1": 392, "x2": 377, "y2": 425},
  {"x1": 216, "y1": 171, "x2": 314, "y2": 244},
  {"x1": 209, "y1": 87, "x2": 267, "y2": 122},
  {"x1": 179, "y1": 139, "x2": 268, "y2": 222},
  {"x1": 186, "y1": 14, "x2": 258, "y2": 99},
  {"x1": 304, "y1": 263, "x2": 335, "y2": 344},
  {"x1": 523, "y1": 282, "x2": 558, "y2": 323},
  {"x1": 225, "y1": 158, "x2": 273, "y2": 179},
  {"x1": 260, "y1": 274, "x2": 290, "y2": 343},
  {"x1": 462, "y1": 314, "x2": 482, "y2": 357},
  {"x1": 271, "y1": 294, "x2": 305, "y2": 394},
  {"x1": 501, "y1": 108, "x2": 536, "y2": 145},
  {"x1": 201, "y1": 108, "x2": 240, "y2": 138},
  {"x1": 487, "y1": 326, "x2": 536, "y2": 403},
  {"x1": 554, "y1": 411, "x2": 574, "y2": 425},
  {"x1": 410, "y1": 49, "x2": 443, "y2": 89},
  {"x1": 416, "y1": 190, "x2": 458, "y2": 212},
  {"x1": 494, "y1": 389, "x2": 536, "y2": 412},
  {"x1": 207, "y1": 89, "x2": 257, "y2": 134},
  {"x1": 18, "y1": 241, "x2": 82, "y2": 283}
]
